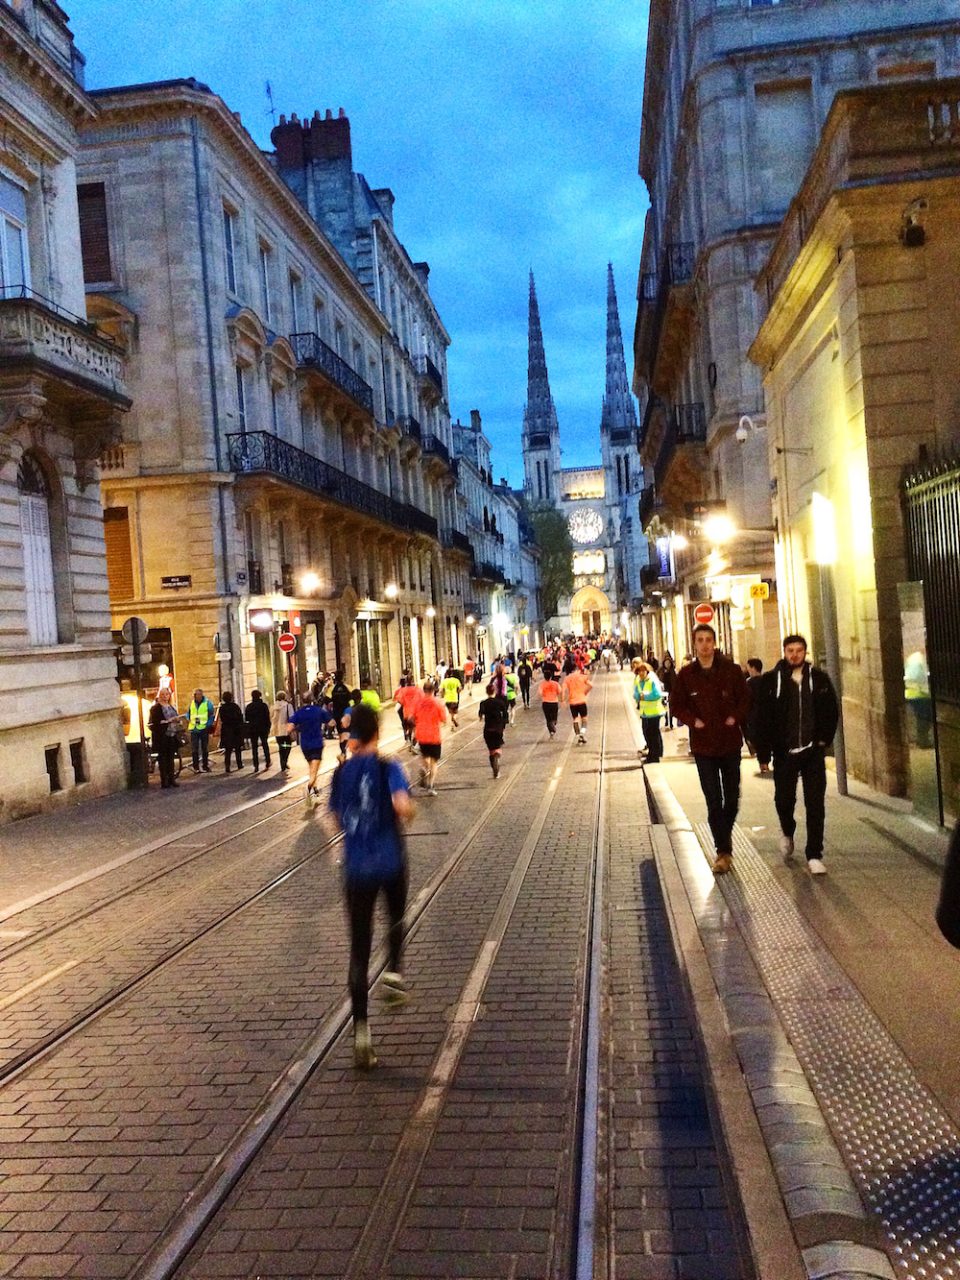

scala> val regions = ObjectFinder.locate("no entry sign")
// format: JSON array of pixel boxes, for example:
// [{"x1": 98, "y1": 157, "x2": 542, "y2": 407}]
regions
[
  {"x1": 278, "y1": 632, "x2": 297, "y2": 654},
  {"x1": 693, "y1": 602, "x2": 715, "y2": 626}
]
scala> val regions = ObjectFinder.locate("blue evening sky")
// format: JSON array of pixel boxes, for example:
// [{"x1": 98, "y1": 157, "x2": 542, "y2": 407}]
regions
[{"x1": 70, "y1": 1, "x2": 650, "y2": 487}]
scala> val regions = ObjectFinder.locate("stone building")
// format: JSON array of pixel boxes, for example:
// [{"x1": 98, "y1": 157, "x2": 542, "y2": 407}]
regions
[
  {"x1": 749, "y1": 79, "x2": 960, "y2": 814},
  {"x1": 522, "y1": 269, "x2": 645, "y2": 639},
  {"x1": 0, "y1": 0, "x2": 130, "y2": 822},
  {"x1": 79, "y1": 83, "x2": 471, "y2": 705},
  {"x1": 633, "y1": 0, "x2": 960, "y2": 665}
]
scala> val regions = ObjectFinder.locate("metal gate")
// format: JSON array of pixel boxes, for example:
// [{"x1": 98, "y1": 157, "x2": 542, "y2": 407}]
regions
[{"x1": 902, "y1": 453, "x2": 960, "y2": 822}]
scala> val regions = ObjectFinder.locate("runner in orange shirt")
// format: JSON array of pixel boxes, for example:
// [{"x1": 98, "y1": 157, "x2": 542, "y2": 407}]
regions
[
  {"x1": 539, "y1": 674, "x2": 561, "y2": 738},
  {"x1": 412, "y1": 679, "x2": 448, "y2": 795},
  {"x1": 562, "y1": 667, "x2": 593, "y2": 745}
]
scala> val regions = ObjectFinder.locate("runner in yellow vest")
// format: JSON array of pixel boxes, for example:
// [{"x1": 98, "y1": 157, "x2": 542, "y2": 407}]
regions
[{"x1": 440, "y1": 671, "x2": 463, "y2": 728}]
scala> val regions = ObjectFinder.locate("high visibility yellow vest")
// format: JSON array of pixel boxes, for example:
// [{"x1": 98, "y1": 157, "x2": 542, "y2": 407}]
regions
[{"x1": 188, "y1": 699, "x2": 212, "y2": 731}]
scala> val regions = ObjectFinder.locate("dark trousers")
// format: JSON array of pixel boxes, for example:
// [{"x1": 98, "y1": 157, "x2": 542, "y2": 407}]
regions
[
  {"x1": 543, "y1": 703, "x2": 559, "y2": 732},
  {"x1": 275, "y1": 734, "x2": 293, "y2": 770},
  {"x1": 155, "y1": 736, "x2": 177, "y2": 787},
  {"x1": 519, "y1": 679, "x2": 531, "y2": 707},
  {"x1": 640, "y1": 716, "x2": 663, "y2": 762},
  {"x1": 694, "y1": 752, "x2": 742, "y2": 854},
  {"x1": 773, "y1": 746, "x2": 826, "y2": 858},
  {"x1": 249, "y1": 730, "x2": 270, "y2": 769},
  {"x1": 191, "y1": 729, "x2": 209, "y2": 770},
  {"x1": 222, "y1": 738, "x2": 243, "y2": 771},
  {"x1": 345, "y1": 869, "x2": 408, "y2": 1023}
]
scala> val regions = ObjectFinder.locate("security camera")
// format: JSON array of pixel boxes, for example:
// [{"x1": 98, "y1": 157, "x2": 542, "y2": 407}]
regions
[{"x1": 735, "y1": 414, "x2": 753, "y2": 445}]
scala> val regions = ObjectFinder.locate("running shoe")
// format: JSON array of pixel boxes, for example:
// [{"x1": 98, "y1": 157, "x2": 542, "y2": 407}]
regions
[
  {"x1": 353, "y1": 1021, "x2": 377, "y2": 1070},
  {"x1": 807, "y1": 858, "x2": 827, "y2": 876},
  {"x1": 381, "y1": 972, "x2": 409, "y2": 1007}
]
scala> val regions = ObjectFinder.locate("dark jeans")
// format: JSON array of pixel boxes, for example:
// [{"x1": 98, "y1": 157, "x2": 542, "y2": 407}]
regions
[
  {"x1": 154, "y1": 736, "x2": 178, "y2": 787},
  {"x1": 191, "y1": 728, "x2": 210, "y2": 770},
  {"x1": 640, "y1": 716, "x2": 663, "y2": 762},
  {"x1": 773, "y1": 746, "x2": 826, "y2": 858},
  {"x1": 249, "y1": 730, "x2": 270, "y2": 769},
  {"x1": 345, "y1": 869, "x2": 408, "y2": 1023},
  {"x1": 222, "y1": 738, "x2": 243, "y2": 771},
  {"x1": 519, "y1": 679, "x2": 531, "y2": 707},
  {"x1": 275, "y1": 734, "x2": 293, "y2": 770},
  {"x1": 694, "y1": 752, "x2": 742, "y2": 854}
]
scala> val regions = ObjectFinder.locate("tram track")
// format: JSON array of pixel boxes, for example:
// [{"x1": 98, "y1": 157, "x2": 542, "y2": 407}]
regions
[
  {"x1": 0, "y1": 718, "x2": 487, "y2": 1085},
  {"x1": 165, "y1": 676, "x2": 615, "y2": 1280}
]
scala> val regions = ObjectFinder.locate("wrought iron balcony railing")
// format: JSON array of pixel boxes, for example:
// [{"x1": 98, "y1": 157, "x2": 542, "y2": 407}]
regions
[
  {"x1": 441, "y1": 528, "x2": 473, "y2": 557},
  {"x1": 395, "y1": 414, "x2": 422, "y2": 443},
  {"x1": 413, "y1": 353, "x2": 444, "y2": 396},
  {"x1": 473, "y1": 560, "x2": 506, "y2": 585},
  {"x1": 421, "y1": 433, "x2": 451, "y2": 467},
  {"x1": 247, "y1": 558, "x2": 264, "y2": 594},
  {"x1": 228, "y1": 431, "x2": 438, "y2": 540},
  {"x1": 672, "y1": 402, "x2": 707, "y2": 443},
  {"x1": 290, "y1": 331, "x2": 374, "y2": 415},
  {"x1": 665, "y1": 242, "x2": 695, "y2": 287}
]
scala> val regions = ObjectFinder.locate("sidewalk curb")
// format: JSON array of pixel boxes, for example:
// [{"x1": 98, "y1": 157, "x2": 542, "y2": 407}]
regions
[{"x1": 647, "y1": 767, "x2": 895, "y2": 1280}]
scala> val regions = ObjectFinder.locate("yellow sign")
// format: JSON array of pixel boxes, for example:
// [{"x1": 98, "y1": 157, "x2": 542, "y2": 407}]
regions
[{"x1": 750, "y1": 582, "x2": 770, "y2": 600}]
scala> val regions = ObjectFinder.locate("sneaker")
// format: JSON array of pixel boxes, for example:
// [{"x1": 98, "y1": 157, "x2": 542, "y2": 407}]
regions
[
  {"x1": 713, "y1": 853, "x2": 733, "y2": 876},
  {"x1": 191, "y1": 765, "x2": 200, "y2": 774},
  {"x1": 353, "y1": 1021, "x2": 377, "y2": 1070},
  {"x1": 578, "y1": 734, "x2": 586, "y2": 745},
  {"x1": 779, "y1": 834, "x2": 795, "y2": 863},
  {"x1": 381, "y1": 972, "x2": 409, "y2": 1007},
  {"x1": 807, "y1": 858, "x2": 827, "y2": 876},
  {"x1": 428, "y1": 786, "x2": 438, "y2": 797}
]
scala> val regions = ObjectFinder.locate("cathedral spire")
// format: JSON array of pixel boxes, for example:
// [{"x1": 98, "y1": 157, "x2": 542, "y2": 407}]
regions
[
  {"x1": 523, "y1": 271, "x2": 560, "y2": 443},
  {"x1": 601, "y1": 263, "x2": 638, "y2": 435}
]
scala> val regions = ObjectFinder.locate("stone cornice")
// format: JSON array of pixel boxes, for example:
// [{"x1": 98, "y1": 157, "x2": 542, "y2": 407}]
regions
[
  {"x1": 0, "y1": 5, "x2": 93, "y2": 125},
  {"x1": 83, "y1": 84, "x2": 388, "y2": 338}
]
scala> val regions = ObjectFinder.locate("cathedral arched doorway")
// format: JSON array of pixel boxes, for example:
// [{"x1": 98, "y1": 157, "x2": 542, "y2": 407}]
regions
[{"x1": 570, "y1": 586, "x2": 611, "y2": 638}]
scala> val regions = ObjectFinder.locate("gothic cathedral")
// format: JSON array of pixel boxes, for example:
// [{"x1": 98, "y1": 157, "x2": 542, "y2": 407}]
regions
[{"x1": 522, "y1": 266, "x2": 643, "y2": 638}]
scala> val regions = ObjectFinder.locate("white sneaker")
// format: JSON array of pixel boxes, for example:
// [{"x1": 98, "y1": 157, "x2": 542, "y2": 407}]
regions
[
  {"x1": 807, "y1": 858, "x2": 827, "y2": 876},
  {"x1": 779, "y1": 834, "x2": 795, "y2": 863}
]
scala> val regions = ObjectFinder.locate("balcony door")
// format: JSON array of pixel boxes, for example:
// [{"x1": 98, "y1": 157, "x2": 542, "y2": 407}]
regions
[{"x1": 18, "y1": 454, "x2": 57, "y2": 645}]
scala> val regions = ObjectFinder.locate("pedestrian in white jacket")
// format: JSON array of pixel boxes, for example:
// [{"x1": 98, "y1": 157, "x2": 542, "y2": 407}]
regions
[{"x1": 271, "y1": 691, "x2": 296, "y2": 772}]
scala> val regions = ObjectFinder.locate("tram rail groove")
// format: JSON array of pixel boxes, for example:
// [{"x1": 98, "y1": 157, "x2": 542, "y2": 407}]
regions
[
  {"x1": 0, "y1": 722, "x2": 488, "y2": 1089},
  {"x1": 130, "y1": 719, "x2": 559, "y2": 1280}
]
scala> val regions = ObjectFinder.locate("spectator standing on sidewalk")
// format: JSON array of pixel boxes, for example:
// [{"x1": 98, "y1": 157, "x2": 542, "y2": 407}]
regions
[
  {"x1": 936, "y1": 819, "x2": 960, "y2": 948},
  {"x1": 270, "y1": 688, "x2": 296, "y2": 773},
  {"x1": 329, "y1": 703, "x2": 413, "y2": 1070},
  {"x1": 149, "y1": 688, "x2": 184, "y2": 789},
  {"x1": 659, "y1": 654, "x2": 678, "y2": 729},
  {"x1": 749, "y1": 634, "x2": 839, "y2": 877},
  {"x1": 245, "y1": 688, "x2": 272, "y2": 772},
  {"x1": 187, "y1": 688, "x2": 215, "y2": 774},
  {"x1": 215, "y1": 690, "x2": 245, "y2": 774},
  {"x1": 633, "y1": 661, "x2": 665, "y2": 763},
  {"x1": 744, "y1": 659, "x2": 771, "y2": 774},
  {"x1": 670, "y1": 624, "x2": 750, "y2": 875}
]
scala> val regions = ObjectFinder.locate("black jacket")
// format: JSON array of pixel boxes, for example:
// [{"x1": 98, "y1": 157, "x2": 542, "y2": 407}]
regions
[
  {"x1": 749, "y1": 660, "x2": 839, "y2": 759},
  {"x1": 245, "y1": 698, "x2": 271, "y2": 735}
]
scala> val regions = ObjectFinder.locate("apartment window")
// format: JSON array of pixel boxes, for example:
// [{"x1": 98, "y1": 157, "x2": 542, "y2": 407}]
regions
[
  {"x1": 103, "y1": 507, "x2": 134, "y2": 603},
  {"x1": 18, "y1": 452, "x2": 57, "y2": 645},
  {"x1": 0, "y1": 173, "x2": 29, "y2": 297},
  {"x1": 223, "y1": 204, "x2": 238, "y2": 294},
  {"x1": 45, "y1": 745, "x2": 62, "y2": 793},
  {"x1": 235, "y1": 366, "x2": 247, "y2": 431},
  {"x1": 334, "y1": 320, "x2": 345, "y2": 358},
  {"x1": 258, "y1": 241, "x2": 272, "y2": 323},
  {"x1": 755, "y1": 79, "x2": 814, "y2": 215},
  {"x1": 77, "y1": 182, "x2": 111, "y2": 284},
  {"x1": 69, "y1": 739, "x2": 87, "y2": 785},
  {"x1": 289, "y1": 271, "x2": 303, "y2": 332},
  {"x1": 271, "y1": 385, "x2": 281, "y2": 436},
  {"x1": 313, "y1": 297, "x2": 326, "y2": 339}
]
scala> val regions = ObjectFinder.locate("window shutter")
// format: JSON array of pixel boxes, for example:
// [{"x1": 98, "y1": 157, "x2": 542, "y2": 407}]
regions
[
  {"x1": 20, "y1": 494, "x2": 57, "y2": 644},
  {"x1": 103, "y1": 507, "x2": 134, "y2": 602},
  {"x1": 77, "y1": 183, "x2": 112, "y2": 284}
]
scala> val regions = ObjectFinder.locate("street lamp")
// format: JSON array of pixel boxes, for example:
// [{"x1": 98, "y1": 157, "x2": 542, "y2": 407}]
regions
[
  {"x1": 384, "y1": 582, "x2": 399, "y2": 600},
  {"x1": 301, "y1": 571, "x2": 321, "y2": 594},
  {"x1": 702, "y1": 513, "x2": 737, "y2": 545},
  {"x1": 465, "y1": 613, "x2": 476, "y2": 625},
  {"x1": 425, "y1": 605, "x2": 436, "y2": 619}
]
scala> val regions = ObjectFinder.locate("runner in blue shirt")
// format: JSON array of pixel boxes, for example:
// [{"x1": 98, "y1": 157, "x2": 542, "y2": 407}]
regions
[
  {"x1": 329, "y1": 703, "x2": 413, "y2": 1069},
  {"x1": 287, "y1": 693, "x2": 334, "y2": 807}
]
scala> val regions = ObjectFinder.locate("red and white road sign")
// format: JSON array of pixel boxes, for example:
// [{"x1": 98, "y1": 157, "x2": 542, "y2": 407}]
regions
[
  {"x1": 278, "y1": 632, "x2": 297, "y2": 654},
  {"x1": 693, "y1": 602, "x2": 715, "y2": 626}
]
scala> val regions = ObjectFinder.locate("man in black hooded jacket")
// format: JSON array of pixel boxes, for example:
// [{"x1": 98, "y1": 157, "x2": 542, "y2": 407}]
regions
[{"x1": 750, "y1": 634, "x2": 839, "y2": 876}]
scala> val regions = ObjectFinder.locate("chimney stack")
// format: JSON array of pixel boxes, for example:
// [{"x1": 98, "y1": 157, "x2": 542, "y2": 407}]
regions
[
  {"x1": 470, "y1": 409, "x2": 482, "y2": 433},
  {"x1": 372, "y1": 188, "x2": 395, "y2": 226},
  {"x1": 271, "y1": 107, "x2": 352, "y2": 169}
]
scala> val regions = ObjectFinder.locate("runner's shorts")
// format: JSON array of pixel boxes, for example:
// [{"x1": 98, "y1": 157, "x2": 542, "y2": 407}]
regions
[
  {"x1": 483, "y1": 728, "x2": 504, "y2": 752},
  {"x1": 569, "y1": 702, "x2": 588, "y2": 718},
  {"x1": 419, "y1": 742, "x2": 441, "y2": 760},
  {"x1": 445, "y1": 702, "x2": 459, "y2": 714},
  {"x1": 302, "y1": 747, "x2": 324, "y2": 762}
]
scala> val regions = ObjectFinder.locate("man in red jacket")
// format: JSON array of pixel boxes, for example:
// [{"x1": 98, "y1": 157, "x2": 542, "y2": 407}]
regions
[{"x1": 670, "y1": 624, "x2": 750, "y2": 875}]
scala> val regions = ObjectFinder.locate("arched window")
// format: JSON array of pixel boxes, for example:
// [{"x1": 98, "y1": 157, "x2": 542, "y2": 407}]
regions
[{"x1": 18, "y1": 453, "x2": 57, "y2": 645}]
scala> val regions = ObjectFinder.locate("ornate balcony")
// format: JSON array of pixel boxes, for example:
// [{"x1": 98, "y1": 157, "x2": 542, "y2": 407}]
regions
[
  {"x1": 634, "y1": 242, "x2": 698, "y2": 394},
  {"x1": 395, "y1": 414, "x2": 421, "y2": 443},
  {"x1": 290, "y1": 331, "x2": 374, "y2": 416},
  {"x1": 441, "y1": 528, "x2": 473, "y2": 557},
  {"x1": 653, "y1": 403, "x2": 708, "y2": 503},
  {"x1": 0, "y1": 287, "x2": 128, "y2": 406},
  {"x1": 228, "y1": 431, "x2": 438, "y2": 540},
  {"x1": 421, "y1": 433, "x2": 451, "y2": 468},
  {"x1": 413, "y1": 353, "x2": 444, "y2": 401},
  {"x1": 473, "y1": 560, "x2": 506, "y2": 585}
]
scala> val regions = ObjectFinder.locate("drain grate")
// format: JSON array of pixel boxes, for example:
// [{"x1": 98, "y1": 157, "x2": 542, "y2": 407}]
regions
[{"x1": 693, "y1": 822, "x2": 960, "y2": 1280}]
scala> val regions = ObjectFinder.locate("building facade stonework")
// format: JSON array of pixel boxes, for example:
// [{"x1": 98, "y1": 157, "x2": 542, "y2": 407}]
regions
[
  {"x1": 79, "y1": 85, "x2": 476, "y2": 710},
  {"x1": 634, "y1": 0, "x2": 960, "y2": 667},
  {"x1": 0, "y1": 0, "x2": 130, "y2": 822}
]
